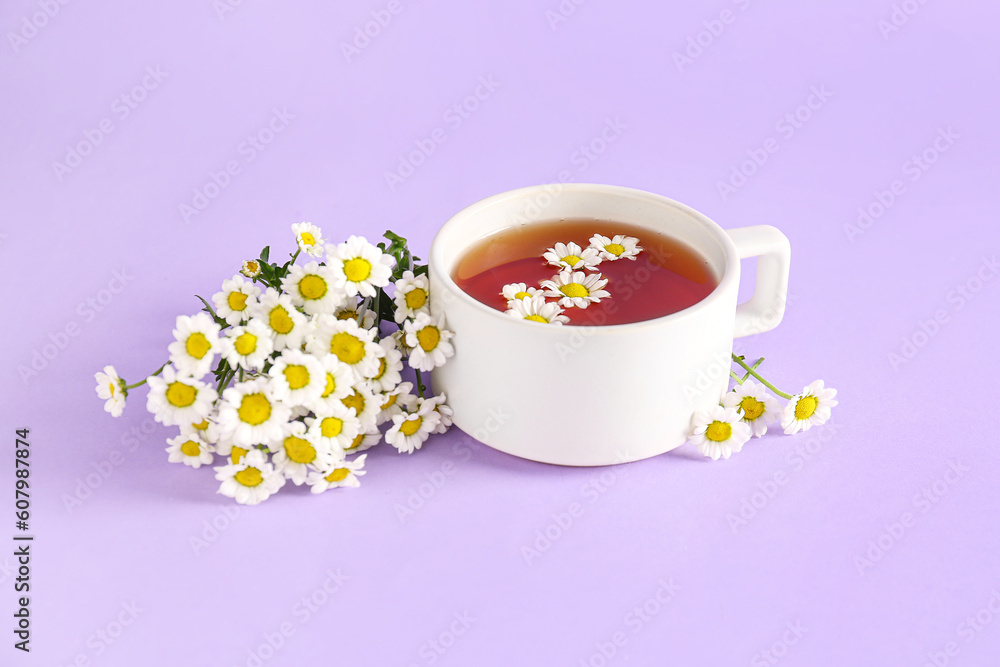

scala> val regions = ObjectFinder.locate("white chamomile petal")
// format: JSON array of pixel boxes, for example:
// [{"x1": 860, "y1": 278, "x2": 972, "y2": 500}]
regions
[
  {"x1": 251, "y1": 288, "x2": 308, "y2": 351},
  {"x1": 166, "y1": 433, "x2": 215, "y2": 468},
  {"x1": 217, "y1": 378, "x2": 292, "y2": 448},
  {"x1": 327, "y1": 235, "x2": 395, "y2": 298},
  {"x1": 307, "y1": 453, "x2": 367, "y2": 493},
  {"x1": 167, "y1": 313, "x2": 222, "y2": 379},
  {"x1": 505, "y1": 295, "x2": 570, "y2": 325},
  {"x1": 363, "y1": 337, "x2": 404, "y2": 394},
  {"x1": 212, "y1": 274, "x2": 261, "y2": 326},
  {"x1": 543, "y1": 241, "x2": 603, "y2": 271},
  {"x1": 268, "y1": 348, "x2": 327, "y2": 407},
  {"x1": 292, "y1": 221, "x2": 326, "y2": 257},
  {"x1": 688, "y1": 405, "x2": 752, "y2": 460},
  {"x1": 721, "y1": 380, "x2": 782, "y2": 438},
  {"x1": 307, "y1": 355, "x2": 355, "y2": 413},
  {"x1": 393, "y1": 270, "x2": 432, "y2": 323},
  {"x1": 781, "y1": 380, "x2": 839, "y2": 435},
  {"x1": 146, "y1": 366, "x2": 218, "y2": 427},
  {"x1": 269, "y1": 420, "x2": 333, "y2": 486},
  {"x1": 94, "y1": 365, "x2": 126, "y2": 417},
  {"x1": 179, "y1": 416, "x2": 221, "y2": 445},
  {"x1": 540, "y1": 270, "x2": 611, "y2": 309},
  {"x1": 280, "y1": 261, "x2": 345, "y2": 316},
  {"x1": 214, "y1": 449, "x2": 285, "y2": 506},
  {"x1": 403, "y1": 312, "x2": 455, "y2": 372},
  {"x1": 219, "y1": 319, "x2": 274, "y2": 370},
  {"x1": 420, "y1": 393, "x2": 454, "y2": 434},
  {"x1": 343, "y1": 426, "x2": 381, "y2": 454},
  {"x1": 589, "y1": 234, "x2": 643, "y2": 261}
]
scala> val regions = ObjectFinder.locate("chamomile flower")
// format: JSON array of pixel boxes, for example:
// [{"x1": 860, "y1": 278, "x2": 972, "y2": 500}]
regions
[
  {"x1": 403, "y1": 312, "x2": 455, "y2": 372},
  {"x1": 292, "y1": 221, "x2": 326, "y2": 257},
  {"x1": 327, "y1": 235, "x2": 395, "y2": 298},
  {"x1": 281, "y1": 261, "x2": 344, "y2": 315},
  {"x1": 180, "y1": 417, "x2": 221, "y2": 445},
  {"x1": 420, "y1": 393, "x2": 454, "y2": 434},
  {"x1": 165, "y1": 433, "x2": 215, "y2": 468},
  {"x1": 213, "y1": 438, "x2": 256, "y2": 464},
  {"x1": 364, "y1": 337, "x2": 403, "y2": 394},
  {"x1": 386, "y1": 404, "x2": 441, "y2": 454},
  {"x1": 688, "y1": 406, "x2": 752, "y2": 461},
  {"x1": 501, "y1": 283, "x2": 542, "y2": 308},
  {"x1": 268, "y1": 348, "x2": 327, "y2": 407},
  {"x1": 94, "y1": 365, "x2": 126, "y2": 417},
  {"x1": 270, "y1": 420, "x2": 332, "y2": 485},
  {"x1": 241, "y1": 259, "x2": 262, "y2": 279},
  {"x1": 306, "y1": 403, "x2": 362, "y2": 455},
  {"x1": 540, "y1": 271, "x2": 611, "y2": 309},
  {"x1": 307, "y1": 355, "x2": 354, "y2": 413},
  {"x1": 393, "y1": 270, "x2": 431, "y2": 323},
  {"x1": 376, "y1": 381, "x2": 417, "y2": 425},
  {"x1": 340, "y1": 385, "x2": 380, "y2": 429},
  {"x1": 252, "y1": 288, "x2": 308, "y2": 351},
  {"x1": 589, "y1": 234, "x2": 643, "y2": 261},
  {"x1": 332, "y1": 303, "x2": 378, "y2": 329},
  {"x1": 307, "y1": 454, "x2": 367, "y2": 493},
  {"x1": 217, "y1": 379, "x2": 292, "y2": 447},
  {"x1": 544, "y1": 241, "x2": 602, "y2": 271},
  {"x1": 344, "y1": 427, "x2": 381, "y2": 454},
  {"x1": 505, "y1": 295, "x2": 570, "y2": 325},
  {"x1": 219, "y1": 319, "x2": 274, "y2": 370},
  {"x1": 215, "y1": 449, "x2": 285, "y2": 506},
  {"x1": 212, "y1": 275, "x2": 261, "y2": 326},
  {"x1": 168, "y1": 313, "x2": 222, "y2": 378},
  {"x1": 146, "y1": 366, "x2": 218, "y2": 427},
  {"x1": 721, "y1": 380, "x2": 781, "y2": 438},
  {"x1": 781, "y1": 380, "x2": 838, "y2": 435},
  {"x1": 306, "y1": 315, "x2": 381, "y2": 381}
]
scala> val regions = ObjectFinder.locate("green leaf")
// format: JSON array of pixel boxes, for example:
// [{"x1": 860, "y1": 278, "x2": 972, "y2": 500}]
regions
[
  {"x1": 195, "y1": 295, "x2": 228, "y2": 327},
  {"x1": 260, "y1": 246, "x2": 270, "y2": 263}
]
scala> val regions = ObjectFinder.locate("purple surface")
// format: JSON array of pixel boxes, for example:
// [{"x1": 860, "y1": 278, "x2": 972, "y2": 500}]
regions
[{"x1": 3, "y1": 1, "x2": 999, "y2": 665}]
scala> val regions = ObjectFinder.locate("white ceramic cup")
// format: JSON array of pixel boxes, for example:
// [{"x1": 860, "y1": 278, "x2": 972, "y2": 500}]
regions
[{"x1": 428, "y1": 184, "x2": 790, "y2": 466}]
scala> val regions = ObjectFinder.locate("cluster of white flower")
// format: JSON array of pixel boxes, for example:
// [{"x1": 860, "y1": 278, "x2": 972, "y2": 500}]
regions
[
  {"x1": 94, "y1": 223, "x2": 455, "y2": 504},
  {"x1": 503, "y1": 234, "x2": 642, "y2": 325}
]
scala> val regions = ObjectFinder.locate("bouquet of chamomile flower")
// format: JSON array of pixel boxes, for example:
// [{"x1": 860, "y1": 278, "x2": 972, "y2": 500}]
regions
[{"x1": 93, "y1": 223, "x2": 455, "y2": 505}]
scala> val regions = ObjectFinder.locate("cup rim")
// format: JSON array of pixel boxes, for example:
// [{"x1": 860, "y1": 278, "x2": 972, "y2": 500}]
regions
[{"x1": 429, "y1": 183, "x2": 740, "y2": 333}]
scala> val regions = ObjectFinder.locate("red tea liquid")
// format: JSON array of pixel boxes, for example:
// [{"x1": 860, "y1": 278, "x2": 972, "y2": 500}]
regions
[{"x1": 453, "y1": 220, "x2": 717, "y2": 325}]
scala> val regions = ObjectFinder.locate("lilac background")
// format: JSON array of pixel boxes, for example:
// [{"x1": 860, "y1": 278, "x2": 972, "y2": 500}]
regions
[{"x1": 3, "y1": 0, "x2": 999, "y2": 665}]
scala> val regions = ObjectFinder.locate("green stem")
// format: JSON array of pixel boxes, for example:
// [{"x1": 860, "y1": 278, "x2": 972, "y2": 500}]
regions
[
  {"x1": 124, "y1": 362, "x2": 167, "y2": 390},
  {"x1": 414, "y1": 369, "x2": 426, "y2": 398},
  {"x1": 731, "y1": 354, "x2": 793, "y2": 400},
  {"x1": 289, "y1": 249, "x2": 300, "y2": 265}
]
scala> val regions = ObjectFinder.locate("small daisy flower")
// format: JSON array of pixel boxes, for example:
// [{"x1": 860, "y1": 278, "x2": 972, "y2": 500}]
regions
[
  {"x1": 543, "y1": 241, "x2": 602, "y2": 271},
  {"x1": 344, "y1": 427, "x2": 381, "y2": 454},
  {"x1": 589, "y1": 234, "x2": 643, "y2": 261},
  {"x1": 219, "y1": 319, "x2": 274, "y2": 371},
  {"x1": 327, "y1": 235, "x2": 395, "y2": 298},
  {"x1": 393, "y1": 270, "x2": 432, "y2": 324},
  {"x1": 333, "y1": 302, "x2": 377, "y2": 329},
  {"x1": 281, "y1": 261, "x2": 345, "y2": 316},
  {"x1": 501, "y1": 283, "x2": 543, "y2": 308},
  {"x1": 241, "y1": 259, "x2": 262, "y2": 279},
  {"x1": 270, "y1": 421, "x2": 332, "y2": 485},
  {"x1": 306, "y1": 315, "x2": 381, "y2": 381},
  {"x1": 781, "y1": 380, "x2": 838, "y2": 435},
  {"x1": 364, "y1": 337, "x2": 404, "y2": 394},
  {"x1": 341, "y1": 385, "x2": 380, "y2": 429},
  {"x1": 252, "y1": 288, "x2": 308, "y2": 351},
  {"x1": 268, "y1": 348, "x2": 327, "y2": 407},
  {"x1": 689, "y1": 406, "x2": 752, "y2": 461},
  {"x1": 377, "y1": 381, "x2": 417, "y2": 425},
  {"x1": 217, "y1": 379, "x2": 292, "y2": 447},
  {"x1": 307, "y1": 454, "x2": 367, "y2": 493},
  {"x1": 146, "y1": 366, "x2": 218, "y2": 427},
  {"x1": 721, "y1": 380, "x2": 782, "y2": 438},
  {"x1": 212, "y1": 274, "x2": 261, "y2": 326},
  {"x1": 168, "y1": 313, "x2": 222, "y2": 378},
  {"x1": 213, "y1": 438, "x2": 257, "y2": 464},
  {"x1": 179, "y1": 417, "x2": 221, "y2": 445},
  {"x1": 403, "y1": 312, "x2": 455, "y2": 372},
  {"x1": 292, "y1": 221, "x2": 325, "y2": 257},
  {"x1": 215, "y1": 449, "x2": 285, "y2": 506},
  {"x1": 94, "y1": 365, "x2": 126, "y2": 417},
  {"x1": 165, "y1": 433, "x2": 215, "y2": 468},
  {"x1": 306, "y1": 403, "x2": 362, "y2": 455},
  {"x1": 540, "y1": 271, "x2": 611, "y2": 309},
  {"x1": 386, "y1": 403, "x2": 441, "y2": 454},
  {"x1": 505, "y1": 295, "x2": 570, "y2": 325},
  {"x1": 420, "y1": 393, "x2": 454, "y2": 434},
  {"x1": 307, "y1": 355, "x2": 354, "y2": 413}
]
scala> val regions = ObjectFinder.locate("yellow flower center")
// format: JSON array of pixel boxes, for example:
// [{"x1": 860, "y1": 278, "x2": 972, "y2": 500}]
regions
[
  {"x1": 283, "y1": 364, "x2": 310, "y2": 390},
  {"x1": 230, "y1": 446, "x2": 248, "y2": 464},
  {"x1": 794, "y1": 396, "x2": 819, "y2": 420},
  {"x1": 336, "y1": 310, "x2": 356, "y2": 321},
  {"x1": 300, "y1": 232, "x2": 316, "y2": 246},
  {"x1": 382, "y1": 394, "x2": 398, "y2": 410},
  {"x1": 559, "y1": 283, "x2": 589, "y2": 298},
  {"x1": 321, "y1": 373, "x2": 336, "y2": 398},
  {"x1": 243, "y1": 260, "x2": 260, "y2": 275},
  {"x1": 298, "y1": 274, "x2": 327, "y2": 300},
  {"x1": 416, "y1": 326, "x2": 440, "y2": 352},
  {"x1": 374, "y1": 357, "x2": 387, "y2": 380},
  {"x1": 342, "y1": 390, "x2": 365, "y2": 415},
  {"x1": 284, "y1": 436, "x2": 316, "y2": 464},
  {"x1": 238, "y1": 393, "x2": 272, "y2": 425},
  {"x1": 321, "y1": 417, "x2": 344, "y2": 438},
  {"x1": 345, "y1": 433, "x2": 365, "y2": 451},
  {"x1": 180, "y1": 440, "x2": 201, "y2": 457},
  {"x1": 325, "y1": 468, "x2": 350, "y2": 483},
  {"x1": 227, "y1": 292, "x2": 248, "y2": 311},
  {"x1": 166, "y1": 382, "x2": 196, "y2": 407},
  {"x1": 739, "y1": 396, "x2": 765, "y2": 421},
  {"x1": 400, "y1": 417, "x2": 422, "y2": 437},
  {"x1": 192, "y1": 420, "x2": 209, "y2": 431},
  {"x1": 562, "y1": 254, "x2": 582, "y2": 266},
  {"x1": 108, "y1": 382, "x2": 116, "y2": 395},
  {"x1": 269, "y1": 306, "x2": 294, "y2": 335},
  {"x1": 234, "y1": 467, "x2": 263, "y2": 487},
  {"x1": 344, "y1": 258, "x2": 372, "y2": 282},
  {"x1": 330, "y1": 332, "x2": 366, "y2": 364},
  {"x1": 605, "y1": 243, "x2": 625, "y2": 257},
  {"x1": 185, "y1": 332, "x2": 211, "y2": 359},
  {"x1": 234, "y1": 332, "x2": 257, "y2": 356},
  {"x1": 514, "y1": 291, "x2": 531, "y2": 300},
  {"x1": 525, "y1": 315, "x2": 548, "y2": 323},
  {"x1": 705, "y1": 421, "x2": 732, "y2": 442},
  {"x1": 405, "y1": 288, "x2": 428, "y2": 310}
]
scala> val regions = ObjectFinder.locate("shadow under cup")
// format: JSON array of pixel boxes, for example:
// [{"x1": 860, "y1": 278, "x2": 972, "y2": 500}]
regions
[{"x1": 428, "y1": 184, "x2": 786, "y2": 466}]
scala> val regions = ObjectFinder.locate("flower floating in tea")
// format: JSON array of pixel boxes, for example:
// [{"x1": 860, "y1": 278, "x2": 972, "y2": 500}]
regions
[{"x1": 93, "y1": 224, "x2": 455, "y2": 504}]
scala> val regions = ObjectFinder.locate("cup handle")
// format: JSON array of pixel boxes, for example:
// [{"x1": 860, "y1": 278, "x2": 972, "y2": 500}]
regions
[{"x1": 725, "y1": 225, "x2": 791, "y2": 338}]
